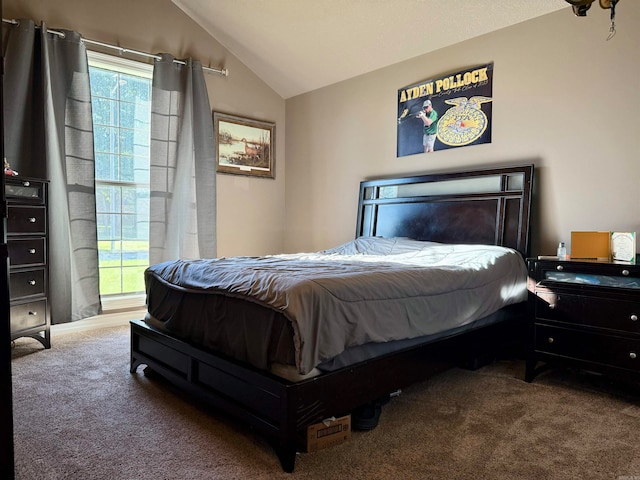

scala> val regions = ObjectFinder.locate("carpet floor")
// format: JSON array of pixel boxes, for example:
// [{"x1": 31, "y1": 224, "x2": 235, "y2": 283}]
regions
[{"x1": 10, "y1": 325, "x2": 640, "y2": 479}]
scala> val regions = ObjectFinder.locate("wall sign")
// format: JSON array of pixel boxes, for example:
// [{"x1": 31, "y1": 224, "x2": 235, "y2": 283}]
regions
[{"x1": 397, "y1": 62, "x2": 494, "y2": 157}]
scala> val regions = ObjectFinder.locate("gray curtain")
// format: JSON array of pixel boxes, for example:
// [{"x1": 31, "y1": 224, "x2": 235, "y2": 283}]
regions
[
  {"x1": 149, "y1": 54, "x2": 216, "y2": 263},
  {"x1": 3, "y1": 19, "x2": 44, "y2": 178},
  {"x1": 3, "y1": 20, "x2": 101, "y2": 323}
]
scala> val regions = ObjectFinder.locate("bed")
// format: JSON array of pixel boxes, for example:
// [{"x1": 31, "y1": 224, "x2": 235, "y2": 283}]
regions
[{"x1": 130, "y1": 164, "x2": 534, "y2": 472}]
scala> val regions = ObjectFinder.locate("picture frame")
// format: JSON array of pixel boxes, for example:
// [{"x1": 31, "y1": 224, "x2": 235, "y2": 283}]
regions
[{"x1": 213, "y1": 112, "x2": 275, "y2": 178}]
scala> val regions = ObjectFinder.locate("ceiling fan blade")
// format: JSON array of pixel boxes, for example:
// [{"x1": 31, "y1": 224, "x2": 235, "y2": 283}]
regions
[{"x1": 565, "y1": 0, "x2": 594, "y2": 5}]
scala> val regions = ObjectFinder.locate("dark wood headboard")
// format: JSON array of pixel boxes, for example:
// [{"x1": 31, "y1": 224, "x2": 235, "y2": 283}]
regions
[{"x1": 356, "y1": 164, "x2": 534, "y2": 257}]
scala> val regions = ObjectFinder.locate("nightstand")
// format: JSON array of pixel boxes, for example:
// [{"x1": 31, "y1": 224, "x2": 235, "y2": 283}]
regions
[{"x1": 525, "y1": 257, "x2": 640, "y2": 383}]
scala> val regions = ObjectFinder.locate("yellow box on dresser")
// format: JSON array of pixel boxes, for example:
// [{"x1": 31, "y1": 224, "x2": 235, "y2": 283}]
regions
[{"x1": 570, "y1": 231, "x2": 611, "y2": 260}]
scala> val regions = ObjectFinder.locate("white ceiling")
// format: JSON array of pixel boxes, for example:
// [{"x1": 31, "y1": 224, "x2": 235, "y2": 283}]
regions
[{"x1": 172, "y1": 0, "x2": 568, "y2": 99}]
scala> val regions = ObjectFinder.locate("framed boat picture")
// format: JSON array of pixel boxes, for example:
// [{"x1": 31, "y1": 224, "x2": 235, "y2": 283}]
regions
[{"x1": 213, "y1": 112, "x2": 275, "y2": 178}]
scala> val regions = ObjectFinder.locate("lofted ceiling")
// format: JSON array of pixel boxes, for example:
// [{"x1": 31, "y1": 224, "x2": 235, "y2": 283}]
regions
[{"x1": 172, "y1": 0, "x2": 568, "y2": 99}]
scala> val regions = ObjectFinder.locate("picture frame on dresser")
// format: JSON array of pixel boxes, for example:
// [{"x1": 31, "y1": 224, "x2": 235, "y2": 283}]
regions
[{"x1": 525, "y1": 257, "x2": 640, "y2": 384}]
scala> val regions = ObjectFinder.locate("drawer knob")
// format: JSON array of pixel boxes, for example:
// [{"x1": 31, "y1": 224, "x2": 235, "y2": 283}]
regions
[
  {"x1": 28, "y1": 248, "x2": 37, "y2": 254},
  {"x1": 547, "y1": 337, "x2": 554, "y2": 344},
  {"x1": 622, "y1": 269, "x2": 630, "y2": 276},
  {"x1": 631, "y1": 314, "x2": 638, "y2": 322},
  {"x1": 630, "y1": 352, "x2": 637, "y2": 360},
  {"x1": 22, "y1": 181, "x2": 30, "y2": 187},
  {"x1": 556, "y1": 265, "x2": 564, "y2": 271},
  {"x1": 28, "y1": 311, "x2": 37, "y2": 316},
  {"x1": 28, "y1": 217, "x2": 37, "y2": 223},
  {"x1": 28, "y1": 280, "x2": 36, "y2": 286}
]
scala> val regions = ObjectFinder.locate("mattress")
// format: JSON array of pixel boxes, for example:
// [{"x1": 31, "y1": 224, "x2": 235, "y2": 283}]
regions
[{"x1": 144, "y1": 237, "x2": 528, "y2": 377}]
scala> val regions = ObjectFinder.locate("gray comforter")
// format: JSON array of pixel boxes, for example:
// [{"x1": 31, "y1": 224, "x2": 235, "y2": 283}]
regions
[{"x1": 145, "y1": 237, "x2": 528, "y2": 374}]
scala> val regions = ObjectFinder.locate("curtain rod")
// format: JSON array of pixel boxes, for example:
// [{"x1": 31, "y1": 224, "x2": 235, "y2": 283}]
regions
[{"x1": 2, "y1": 18, "x2": 229, "y2": 77}]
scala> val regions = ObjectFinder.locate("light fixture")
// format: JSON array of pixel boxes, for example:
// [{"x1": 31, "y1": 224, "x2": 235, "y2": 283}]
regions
[
  {"x1": 564, "y1": 0, "x2": 620, "y2": 39},
  {"x1": 567, "y1": 0, "x2": 592, "y2": 16}
]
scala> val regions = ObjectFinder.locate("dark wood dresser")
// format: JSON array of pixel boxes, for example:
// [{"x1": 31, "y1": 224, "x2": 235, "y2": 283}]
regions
[
  {"x1": 6, "y1": 177, "x2": 50, "y2": 349},
  {"x1": 525, "y1": 257, "x2": 640, "y2": 383}
]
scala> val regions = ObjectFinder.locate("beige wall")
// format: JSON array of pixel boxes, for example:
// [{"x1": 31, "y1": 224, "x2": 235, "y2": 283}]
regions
[
  {"x1": 3, "y1": 0, "x2": 287, "y2": 257},
  {"x1": 285, "y1": 4, "x2": 640, "y2": 257},
  {"x1": 4, "y1": 2, "x2": 639, "y2": 259}
]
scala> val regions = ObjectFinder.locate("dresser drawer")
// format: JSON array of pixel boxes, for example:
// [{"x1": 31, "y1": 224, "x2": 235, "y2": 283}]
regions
[
  {"x1": 4, "y1": 178, "x2": 46, "y2": 203},
  {"x1": 8, "y1": 238, "x2": 46, "y2": 267},
  {"x1": 534, "y1": 324, "x2": 640, "y2": 372},
  {"x1": 10, "y1": 268, "x2": 46, "y2": 300},
  {"x1": 10, "y1": 299, "x2": 48, "y2": 333},
  {"x1": 535, "y1": 290, "x2": 640, "y2": 334},
  {"x1": 7, "y1": 205, "x2": 47, "y2": 235}
]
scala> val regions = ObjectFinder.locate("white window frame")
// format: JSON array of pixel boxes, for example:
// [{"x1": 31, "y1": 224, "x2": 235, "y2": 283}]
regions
[
  {"x1": 88, "y1": 50, "x2": 153, "y2": 80},
  {"x1": 87, "y1": 51, "x2": 153, "y2": 312}
]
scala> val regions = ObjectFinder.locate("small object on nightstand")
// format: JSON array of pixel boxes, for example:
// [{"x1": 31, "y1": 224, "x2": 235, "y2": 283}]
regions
[
  {"x1": 571, "y1": 231, "x2": 611, "y2": 260},
  {"x1": 611, "y1": 232, "x2": 636, "y2": 263},
  {"x1": 557, "y1": 242, "x2": 567, "y2": 260}
]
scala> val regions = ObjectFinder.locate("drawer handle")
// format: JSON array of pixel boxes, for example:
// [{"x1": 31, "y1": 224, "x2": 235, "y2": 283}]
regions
[
  {"x1": 630, "y1": 352, "x2": 637, "y2": 360},
  {"x1": 547, "y1": 337, "x2": 555, "y2": 344},
  {"x1": 556, "y1": 265, "x2": 564, "y2": 271},
  {"x1": 28, "y1": 311, "x2": 37, "y2": 316},
  {"x1": 631, "y1": 314, "x2": 638, "y2": 322},
  {"x1": 28, "y1": 248, "x2": 37, "y2": 254},
  {"x1": 22, "y1": 181, "x2": 30, "y2": 187},
  {"x1": 28, "y1": 217, "x2": 37, "y2": 223},
  {"x1": 622, "y1": 269, "x2": 630, "y2": 276},
  {"x1": 28, "y1": 280, "x2": 37, "y2": 286}
]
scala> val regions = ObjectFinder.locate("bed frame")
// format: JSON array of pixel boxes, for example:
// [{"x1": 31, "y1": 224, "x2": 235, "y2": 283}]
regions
[{"x1": 130, "y1": 164, "x2": 534, "y2": 472}]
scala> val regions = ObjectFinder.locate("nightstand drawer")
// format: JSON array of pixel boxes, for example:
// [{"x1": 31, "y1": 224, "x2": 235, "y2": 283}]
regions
[
  {"x1": 10, "y1": 268, "x2": 46, "y2": 300},
  {"x1": 8, "y1": 238, "x2": 46, "y2": 267},
  {"x1": 5, "y1": 178, "x2": 46, "y2": 203},
  {"x1": 535, "y1": 290, "x2": 640, "y2": 334},
  {"x1": 534, "y1": 324, "x2": 640, "y2": 372},
  {"x1": 538, "y1": 263, "x2": 640, "y2": 288},
  {"x1": 7, "y1": 205, "x2": 47, "y2": 235},
  {"x1": 10, "y1": 300, "x2": 48, "y2": 333}
]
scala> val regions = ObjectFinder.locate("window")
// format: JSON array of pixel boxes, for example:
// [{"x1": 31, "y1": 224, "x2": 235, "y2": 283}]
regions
[{"x1": 88, "y1": 52, "x2": 152, "y2": 300}]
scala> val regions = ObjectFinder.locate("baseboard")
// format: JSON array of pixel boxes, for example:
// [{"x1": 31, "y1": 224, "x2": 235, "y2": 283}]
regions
[{"x1": 51, "y1": 309, "x2": 146, "y2": 336}]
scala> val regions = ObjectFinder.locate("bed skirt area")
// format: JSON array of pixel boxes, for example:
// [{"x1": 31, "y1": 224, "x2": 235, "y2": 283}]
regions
[
  {"x1": 143, "y1": 303, "x2": 519, "y2": 382},
  {"x1": 130, "y1": 303, "x2": 526, "y2": 472}
]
